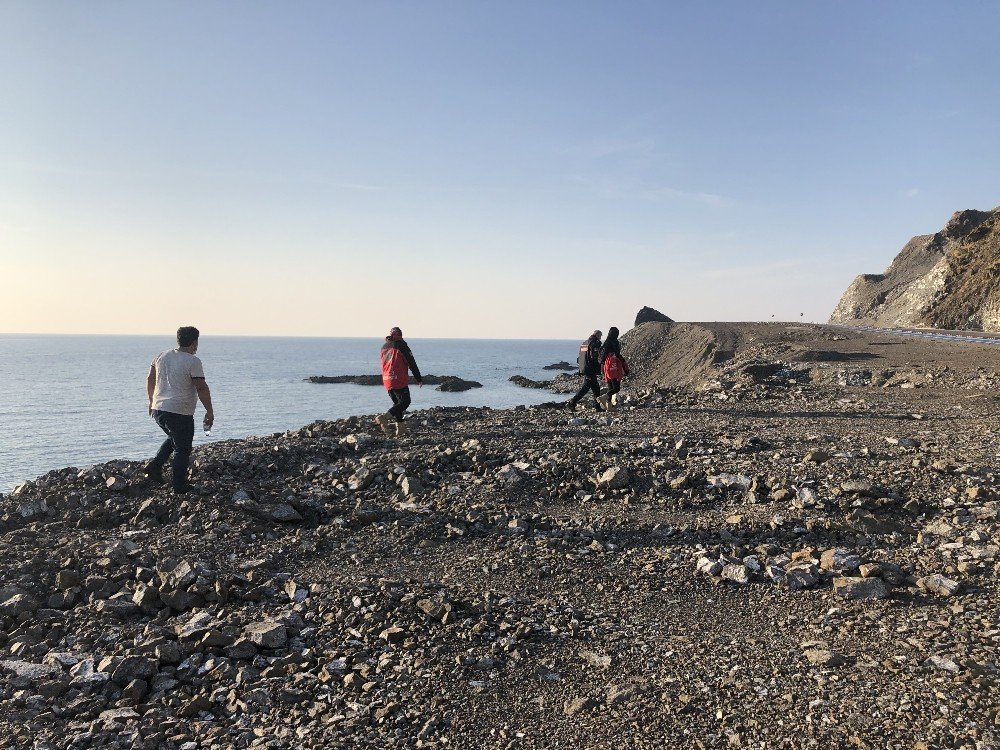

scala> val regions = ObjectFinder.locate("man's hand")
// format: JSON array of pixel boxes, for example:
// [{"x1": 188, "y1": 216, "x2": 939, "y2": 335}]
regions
[
  {"x1": 148, "y1": 403, "x2": 153, "y2": 416},
  {"x1": 203, "y1": 411, "x2": 215, "y2": 430},
  {"x1": 418, "y1": 380, "x2": 424, "y2": 388}
]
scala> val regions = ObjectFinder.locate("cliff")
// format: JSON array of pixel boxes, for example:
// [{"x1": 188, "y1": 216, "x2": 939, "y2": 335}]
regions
[{"x1": 829, "y1": 207, "x2": 1000, "y2": 332}]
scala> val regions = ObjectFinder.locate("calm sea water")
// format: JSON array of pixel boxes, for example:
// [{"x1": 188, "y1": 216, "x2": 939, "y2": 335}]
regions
[{"x1": 0, "y1": 335, "x2": 576, "y2": 493}]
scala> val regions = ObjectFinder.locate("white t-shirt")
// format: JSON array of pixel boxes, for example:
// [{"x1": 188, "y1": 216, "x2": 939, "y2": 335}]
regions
[{"x1": 151, "y1": 349, "x2": 205, "y2": 416}]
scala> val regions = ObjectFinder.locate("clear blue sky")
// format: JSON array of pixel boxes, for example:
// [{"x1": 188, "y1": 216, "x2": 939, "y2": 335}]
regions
[{"x1": 2, "y1": 1, "x2": 998, "y2": 337}]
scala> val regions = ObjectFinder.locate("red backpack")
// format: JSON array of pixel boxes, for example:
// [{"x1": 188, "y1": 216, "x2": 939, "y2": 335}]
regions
[{"x1": 603, "y1": 353, "x2": 625, "y2": 381}]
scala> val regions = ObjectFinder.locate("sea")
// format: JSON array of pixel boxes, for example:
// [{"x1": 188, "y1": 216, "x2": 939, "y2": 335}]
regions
[{"x1": 0, "y1": 335, "x2": 577, "y2": 493}]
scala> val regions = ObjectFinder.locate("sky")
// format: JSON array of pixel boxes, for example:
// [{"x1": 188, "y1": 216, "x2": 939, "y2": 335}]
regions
[{"x1": 1, "y1": 1, "x2": 998, "y2": 338}]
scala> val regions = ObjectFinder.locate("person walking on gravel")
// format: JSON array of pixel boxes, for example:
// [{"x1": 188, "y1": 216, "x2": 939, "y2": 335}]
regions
[
  {"x1": 598, "y1": 326, "x2": 629, "y2": 410},
  {"x1": 375, "y1": 327, "x2": 423, "y2": 436},
  {"x1": 567, "y1": 330, "x2": 604, "y2": 411},
  {"x1": 144, "y1": 326, "x2": 214, "y2": 493}
]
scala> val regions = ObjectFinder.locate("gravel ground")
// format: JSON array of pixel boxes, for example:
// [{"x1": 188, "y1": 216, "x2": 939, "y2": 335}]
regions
[{"x1": 1, "y1": 326, "x2": 998, "y2": 749}]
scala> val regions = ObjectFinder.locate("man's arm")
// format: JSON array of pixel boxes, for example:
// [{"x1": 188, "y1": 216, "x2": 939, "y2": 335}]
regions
[
  {"x1": 147, "y1": 365, "x2": 156, "y2": 415},
  {"x1": 194, "y1": 378, "x2": 214, "y2": 427},
  {"x1": 402, "y1": 344, "x2": 423, "y2": 383}
]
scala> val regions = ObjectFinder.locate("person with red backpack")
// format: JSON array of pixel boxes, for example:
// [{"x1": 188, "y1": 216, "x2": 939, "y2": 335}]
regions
[
  {"x1": 375, "y1": 327, "x2": 423, "y2": 436},
  {"x1": 598, "y1": 326, "x2": 629, "y2": 410},
  {"x1": 566, "y1": 330, "x2": 604, "y2": 411}
]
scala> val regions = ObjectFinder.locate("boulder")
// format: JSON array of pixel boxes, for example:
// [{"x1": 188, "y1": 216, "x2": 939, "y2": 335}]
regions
[
  {"x1": 245, "y1": 621, "x2": 287, "y2": 649},
  {"x1": 634, "y1": 306, "x2": 674, "y2": 326},
  {"x1": 833, "y1": 577, "x2": 887, "y2": 600}
]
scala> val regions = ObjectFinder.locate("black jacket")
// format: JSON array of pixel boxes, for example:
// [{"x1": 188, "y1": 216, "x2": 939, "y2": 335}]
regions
[
  {"x1": 599, "y1": 338, "x2": 622, "y2": 365},
  {"x1": 578, "y1": 335, "x2": 602, "y2": 376}
]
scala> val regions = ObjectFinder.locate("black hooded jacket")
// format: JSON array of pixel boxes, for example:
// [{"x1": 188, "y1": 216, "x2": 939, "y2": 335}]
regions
[{"x1": 578, "y1": 333, "x2": 603, "y2": 376}]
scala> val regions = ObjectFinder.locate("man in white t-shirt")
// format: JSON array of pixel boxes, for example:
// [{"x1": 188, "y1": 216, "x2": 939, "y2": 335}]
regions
[{"x1": 143, "y1": 326, "x2": 215, "y2": 493}]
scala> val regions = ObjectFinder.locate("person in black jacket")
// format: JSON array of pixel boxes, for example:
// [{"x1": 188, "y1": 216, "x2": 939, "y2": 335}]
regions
[
  {"x1": 567, "y1": 330, "x2": 604, "y2": 411},
  {"x1": 598, "y1": 326, "x2": 629, "y2": 410}
]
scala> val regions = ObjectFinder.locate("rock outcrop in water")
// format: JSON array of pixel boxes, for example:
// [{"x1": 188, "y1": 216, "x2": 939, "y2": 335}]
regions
[
  {"x1": 829, "y1": 207, "x2": 1000, "y2": 332},
  {"x1": 308, "y1": 375, "x2": 482, "y2": 392}
]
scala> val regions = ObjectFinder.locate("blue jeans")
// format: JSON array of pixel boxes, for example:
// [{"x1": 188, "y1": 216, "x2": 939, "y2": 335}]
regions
[{"x1": 151, "y1": 410, "x2": 194, "y2": 491}]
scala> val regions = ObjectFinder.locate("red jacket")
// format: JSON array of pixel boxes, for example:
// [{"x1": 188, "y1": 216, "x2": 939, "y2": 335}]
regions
[{"x1": 380, "y1": 339, "x2": 422, "y2": 390}]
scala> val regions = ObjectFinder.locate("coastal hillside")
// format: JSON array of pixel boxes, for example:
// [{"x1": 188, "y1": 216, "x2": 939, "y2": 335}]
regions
[{"x1": 829, "y1": 206, "x2": 1000, "y2": 332}]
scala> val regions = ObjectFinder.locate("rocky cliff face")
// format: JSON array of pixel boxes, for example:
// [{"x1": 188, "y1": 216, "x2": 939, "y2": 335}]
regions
[{"x1": 829, "y1": 207, "x2": 1000, "y2": 332}]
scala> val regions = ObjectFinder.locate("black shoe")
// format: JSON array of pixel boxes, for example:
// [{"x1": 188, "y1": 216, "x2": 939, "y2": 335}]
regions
[
  {"x1": 172, "y1": 483, "x2": 195, "y2": 495},
  {"x1": 143, "y1": 463, "x2": 165, "y2": 484},
  {"x1": 565, "y1": 401, "x2": 576, "y2": 410}
]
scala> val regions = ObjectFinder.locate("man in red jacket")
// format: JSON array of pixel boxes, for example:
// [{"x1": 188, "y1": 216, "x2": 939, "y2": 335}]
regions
[{"x1": 375, "y1": 326, "x2": 423, "y2": 436}]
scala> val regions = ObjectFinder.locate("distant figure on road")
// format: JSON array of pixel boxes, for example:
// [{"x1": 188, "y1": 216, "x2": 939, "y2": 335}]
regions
[
  {"x1": 144, "y1": 326, "x2": 214, "y2": 493},
  {"x1": 375, "y1": 327, "x2": 423, "y2": 436},
  {"x1": 599, "y1": 326, "x2": 629, "y2": 410},
  {"x1": 567, "y1": 330, "x2": 604, "y2": 411}
]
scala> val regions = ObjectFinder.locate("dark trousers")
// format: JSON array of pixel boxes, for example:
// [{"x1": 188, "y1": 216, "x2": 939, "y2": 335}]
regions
[
  {"x1": 606, "y1": 379, "x2": 621, "y2": 398},
  {"x1": 387, "y1": 387, "x2": 411, "y2": 422},
  {"x1": 150, "y1": 410, "x2": 194, "y2": 491},
  {"x1": 570, "y1": 374, "x2": 601, "y2": 407}
]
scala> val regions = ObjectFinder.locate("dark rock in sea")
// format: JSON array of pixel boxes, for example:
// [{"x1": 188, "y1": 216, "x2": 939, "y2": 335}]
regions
[
  {"x1": 634, "y1": 306, "x2": 674, "y2": 327},
  {"x1": 543, "y1": 361, "x2": 575, "y2": 371},
  {"x1": 509, "y1": 375, "x2": 551, "y2": 390},
  {"x1": 307, "y1": 375, "x2": 481, "y2": 391},
  {"x1": 307, "y1": 375, "x2": 381, "y2": 385},
  {"x1": 434, "y1": 377, "x2": 482, "y2": 392}
]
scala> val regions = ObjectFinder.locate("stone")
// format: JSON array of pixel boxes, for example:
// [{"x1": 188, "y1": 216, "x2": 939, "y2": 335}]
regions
[
  {"x1": 793, "y1": 487, "x2": 819, "y2": 508},
  {"x1": 55, "y1": 570, "x2": 81, "y2": 589},
  {"x1": 105, "y1": 476, "x2": 127, "y2": 492},
  {"x1": 0, "y1": 593, "x2": 38, "y2": 617},
  {"x1": 0, "y1": 660, "x2": 60, "y2": 683},
  {"x1": 155, "y1": 642, "x2": 182, "y2": 665},
  {"x1": 784, "y1": 563, "x2": 819, "y2": 591},
  {"x1": 819, "y1": 549, "x2": 861, "y2": 573},
  {"x1": 159, "y1": 589, "x2": 202, "y2": 611},
  {"x1": 400, "y1": 476, "x2": 423, "y2": 497},
  {"x1": 606, "y1": 681, "x2": 646, "y2": 706},
  {"x1": 348, "y1": 470, "x2": 374, "y2": 491},
  {"x1": 833, "y1": 577, "x2": 887, "y2": 600},
  {"x1": 917, "y1": 574, "x2": 961, "y2": 597},
  {"x1": 803, "y1": 648, "x2": 845, "y2": 667},
  {"x1": 110, "y1": 656, "x2": 158, "y2": 686},
  {"x1": 696, "y1": 557, "x2": 723, "y2": 576},
  {"x1": 269, "y1": 504, "x2": 303, "y2": 523},
  {"x1": 803, "y1": 450, "x2": 830, "y2": 464},
  {"x1": 840, "y1": 481, "x2": 888, "y2": 498},
  {"x1": 245, "y1": 621, "x2": 287, "y2": 649},
  {"x1": 721, "y1": 564, "x2": 751, "y2": 585},
  {"x1": 564, "y1": 696, "x2": 598, "y2": 715},
  {"x1": 131, "y1": 583, "x2": 161, "y2": 610},
  {"x1": 94, "y1": 599, "x2": 141, "y2": 618},
  {"x1": 598, "y1": 466, "x2": 631, "y2": 490}
]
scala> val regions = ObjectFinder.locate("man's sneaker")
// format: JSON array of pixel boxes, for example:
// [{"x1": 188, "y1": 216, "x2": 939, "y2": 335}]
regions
[
  {"x1": 374, "y1": 414, "x2": 392, "y2": 434},
  {"x1": 143, "y1": 463, "x2": 165, "y2": 484},
  {"x1": 172, "y1": 483, "x2": 195, "y2": 495},
  {"x1": 565, "y1": 401, "x2": 576, "y2": 411},
  {"x1": 395, "y1": 420, "x2": 407, "y2": 437}
]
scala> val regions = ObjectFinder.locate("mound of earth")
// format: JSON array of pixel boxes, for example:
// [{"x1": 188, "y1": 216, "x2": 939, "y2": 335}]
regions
[
  {"x1": 622, "y1": 321, "x2": 1000, "y2": 391},
  {"x1": 830, "y1": 206, "x2": 1000, "y2": 332}
]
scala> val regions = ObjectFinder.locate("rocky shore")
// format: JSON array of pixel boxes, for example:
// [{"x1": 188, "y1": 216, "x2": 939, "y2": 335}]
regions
[{"x1": 1, "y1": 324, "x2": 998, "y2": 749}]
